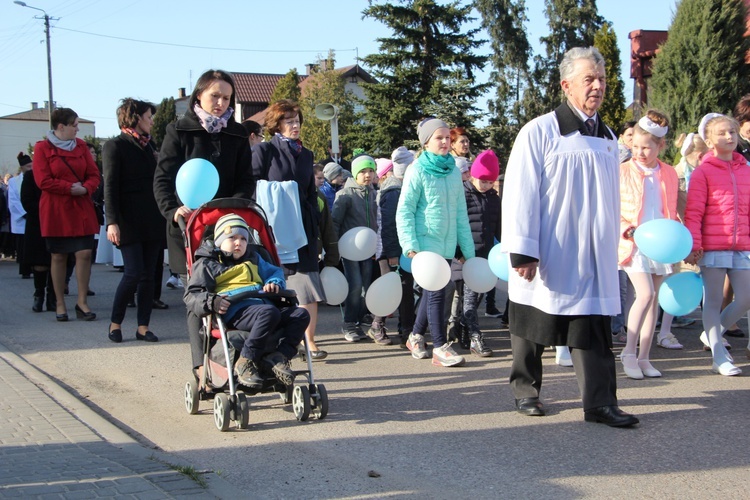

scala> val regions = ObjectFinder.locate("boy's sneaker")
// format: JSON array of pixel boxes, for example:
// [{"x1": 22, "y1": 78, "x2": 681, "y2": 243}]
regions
[
  {"x1": 262, "y1": 352, "x2": 295, "y2": 386},
  {"x1": 672, "y1": 316, "x2": 696, "y2": 328},
  {"x1": 343, "y1": 322, "x2": 365, "y2": 342},
  {"x1": 406, "y1": 333, "x2": 429, "y2": 359},
  {"x1": 166, "y1": 275, "x2": 183, "y2": 289},
  {"x1": 234, "y1": 357, "x2": 263, "y2": 389},
  {"x1": 612, "y1": 330, "x2": 627, "y2": 345},
  {"x1": 367, "y1": 323, "x2": 393, "y2": 345},
  {"x1": 432, "y1": 342, "x2": 465, "y2": 367},
  {"x1": 470, "y1": 333, "x2": 493, "y2": 357},
  {"x1": 485, "y1": 306, "x2": 502, "y2": 318}
]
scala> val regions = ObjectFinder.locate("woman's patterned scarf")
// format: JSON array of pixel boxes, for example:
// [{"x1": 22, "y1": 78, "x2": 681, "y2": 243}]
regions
[{"x1": 193, "y1": 103, "x2": 234, "y2": 134}]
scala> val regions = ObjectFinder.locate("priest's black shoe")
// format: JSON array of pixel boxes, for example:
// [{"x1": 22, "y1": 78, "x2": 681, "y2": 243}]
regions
[
  {"x1": 515, "y1": 397, "x2": 545, "y2": 416},
  {"x1": 584, "y1": 405, "x2": 639, "y2": 427}
]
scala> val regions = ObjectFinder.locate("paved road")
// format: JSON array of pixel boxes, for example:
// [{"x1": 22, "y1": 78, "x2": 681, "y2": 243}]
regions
[{"x1": 0, "y1": 260, "x2": 749, "y2": 499}]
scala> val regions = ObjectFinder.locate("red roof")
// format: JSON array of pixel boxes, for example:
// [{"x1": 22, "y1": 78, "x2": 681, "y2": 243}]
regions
[{"x1": 232, "y1": 72, "x2": 308, "y2": 104}]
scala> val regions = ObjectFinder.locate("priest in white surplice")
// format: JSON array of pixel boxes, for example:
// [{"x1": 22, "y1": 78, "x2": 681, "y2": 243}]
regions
[{"x1": 501, "y1": 47, "x2": 639, "y2": 427}]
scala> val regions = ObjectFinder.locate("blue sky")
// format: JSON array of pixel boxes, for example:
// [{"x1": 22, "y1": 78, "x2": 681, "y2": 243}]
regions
[{"x1": 1, "y1": 0, "x2": 677, "y2": 138}]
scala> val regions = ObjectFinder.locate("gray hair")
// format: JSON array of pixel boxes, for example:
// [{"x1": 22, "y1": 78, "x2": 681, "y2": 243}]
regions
[{"x1": 559, "y1": 47, "x2": 605, "y2": 81}]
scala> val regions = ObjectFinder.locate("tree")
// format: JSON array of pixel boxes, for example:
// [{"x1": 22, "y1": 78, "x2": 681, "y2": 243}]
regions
[
  {"x1": 299, "y1": 51, "x2": 357, "y2": 161},
  {"x1": 594, "y1": 23, "x2": 626, "y2": 129},
  {"x1": 474, "y1": 0, "x2": 533, "y2": 162},
  {"x1": 533, "y1": 0, "x2": 604, "y2": 112},
  {"x1": 650, "y1": 0, "x2": 750, "y2": 139},
  {"x1": 360, "y1": 0, "x2": 487, "y2": 154},
  {"x1": 151, "y1": 97, "x2": 176, "y2": 150},
  {"x1": 269, "y1": 68, "x2": 302, "y2": 105}
]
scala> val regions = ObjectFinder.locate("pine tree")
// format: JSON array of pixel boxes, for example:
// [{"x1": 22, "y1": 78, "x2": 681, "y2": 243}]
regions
[
  {"x1": 594, "y1": 23, "x2": 626, "y2": 129},
  {"x1": 534, "y1": 0, "x2": 604, "y2": 112},
  {"x1": 474, "y1": 0, "x2": 533, "y2": 162},
  {"x1": 650, "y1": 0, "x2": 750, "y2": 138},
  {"x1": 151, "y1": 97, "x2": 176, "y2": 150},
  {"x1": 269, "y1": 68, "x2": 302, "y2": 105},
  {"x1": 360, "y1": 0, "x2": 487, "y2": 154},
  {"x1": 299, "y1": 51, "x2": 357, "y2": 161}
]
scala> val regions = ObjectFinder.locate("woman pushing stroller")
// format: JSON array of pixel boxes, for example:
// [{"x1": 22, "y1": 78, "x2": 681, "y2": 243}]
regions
[{"x1": 184, "y1": 213, "x2": 309, "y2": 389}]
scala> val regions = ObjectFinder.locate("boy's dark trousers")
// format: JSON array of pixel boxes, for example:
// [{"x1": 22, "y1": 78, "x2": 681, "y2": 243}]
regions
[{"x1": 227, "y1": 303, "x2": 309, "y2": 361}]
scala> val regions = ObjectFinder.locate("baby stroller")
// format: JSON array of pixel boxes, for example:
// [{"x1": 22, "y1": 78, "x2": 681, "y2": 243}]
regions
[{"x1": 181, "y1": 198, "x2": 328, "y2": 431}]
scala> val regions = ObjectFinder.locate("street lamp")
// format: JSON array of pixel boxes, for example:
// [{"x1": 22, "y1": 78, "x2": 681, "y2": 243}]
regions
[{"x1": 14, "y1": 1, "x2": 55, "y2": 129}]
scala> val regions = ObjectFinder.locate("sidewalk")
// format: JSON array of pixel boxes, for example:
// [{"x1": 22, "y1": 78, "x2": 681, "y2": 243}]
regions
[{"x1": 0, "y1": 342, "x2": 240, "y2": 499}]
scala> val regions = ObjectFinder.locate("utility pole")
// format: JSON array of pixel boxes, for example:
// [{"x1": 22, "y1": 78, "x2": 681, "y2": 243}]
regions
[{"x1": 14, "y1": 1, "x2": 57, "y2": 129}]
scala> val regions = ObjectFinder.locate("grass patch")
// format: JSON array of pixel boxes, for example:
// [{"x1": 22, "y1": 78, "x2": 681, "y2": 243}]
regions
[{"x1": 169, "y1": 464, "x2": 208, "y2": 488}]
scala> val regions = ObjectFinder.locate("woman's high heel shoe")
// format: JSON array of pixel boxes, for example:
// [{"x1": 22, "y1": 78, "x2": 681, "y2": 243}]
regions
[
  {"x1": 56, "y1": 312, "x2": 68, "y2": 322},
  {"x1": 75, "y1": 304, "x2": 96, "y2": 321}
]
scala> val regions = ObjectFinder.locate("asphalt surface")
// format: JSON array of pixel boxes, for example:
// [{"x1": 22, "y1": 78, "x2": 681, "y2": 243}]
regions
[{"x1": 0, "y1": 260, "x2": 749, "y2": 499}]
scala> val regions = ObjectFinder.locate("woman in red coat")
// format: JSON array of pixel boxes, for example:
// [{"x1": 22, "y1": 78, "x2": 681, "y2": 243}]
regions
[{"x1": 33, "y1": 108, "x2": 100, "y2": 322}]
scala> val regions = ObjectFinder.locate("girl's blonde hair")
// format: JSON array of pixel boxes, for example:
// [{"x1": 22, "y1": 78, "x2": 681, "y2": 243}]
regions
[
  {"x1": 703, "y1": 115, "x2": 740, "y2": 143},
  {"x1": 682, "y1": 134, "x2": 708, "y2": 157}
]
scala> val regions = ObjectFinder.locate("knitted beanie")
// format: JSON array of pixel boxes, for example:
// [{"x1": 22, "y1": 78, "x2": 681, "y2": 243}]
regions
[
  {"x1": 417, "y1": 118, "x2": 449, "y2": 146},
  {"x1": 454, "y1": 156, "x2": 471, "y2": 174},
  {"x1": 470, "y1": 150, "x2": 499, "y2": 181},
  {"x1": 17, "y1": 152, "x2": 32, "y2": 167},
  {"x1": 375, "y1": 158, "x2": 393, "y2": 177},
  {"x1": 351, "y1": 155, "x2": 377, "y2": 179},
  {"x1": 214, "y1": 213, "x2": 250, "y2": 248},
  {"x1": 323, "y1": 162, "x2": 345, "y2": 183},
  {"x1": 391, "y1": 146, "x2": 414, "y2": 179}
]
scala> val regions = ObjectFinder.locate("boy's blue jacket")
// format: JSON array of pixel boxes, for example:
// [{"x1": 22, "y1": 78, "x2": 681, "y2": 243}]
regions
[{"x1": 184, "y1": 240, "x2": 286, "y2": 322}]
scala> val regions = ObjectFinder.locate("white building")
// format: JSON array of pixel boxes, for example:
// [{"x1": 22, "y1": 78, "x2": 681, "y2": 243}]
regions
[{"x1": 0, "y1": 103, "x2": 95, "y2": 175}]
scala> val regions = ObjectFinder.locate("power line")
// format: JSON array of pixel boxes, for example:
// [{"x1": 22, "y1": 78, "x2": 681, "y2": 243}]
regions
[{"x1": 54, "y1": 26, "x2": 357, "y2": 54}]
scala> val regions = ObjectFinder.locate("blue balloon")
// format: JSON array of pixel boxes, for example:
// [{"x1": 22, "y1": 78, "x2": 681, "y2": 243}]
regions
[
  {"x1": 658, "y1": 272, "x2": 703, "y2": 316},
  {"x1": 175, "y1": 158, "x2": 220, "y2": 209},
  {"x1": 633, "y1": 219, "x2": 693, "y2": 264},
  {"x1": 488, "y1": 243, "x2": 509, "y2": 281},
  {"x1": 399, "y1": 254, "x2": 412, "y2": 273}
]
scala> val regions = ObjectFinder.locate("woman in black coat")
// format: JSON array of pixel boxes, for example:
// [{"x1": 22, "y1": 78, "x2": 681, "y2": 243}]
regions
[
  {"x1": 153, "y1": 69, "x2": 255, "y2": 370},
  {"x1": 103, "y1": 99, "x2": 166, "y2": 343},
  {"x1": 252, "y1": 99, "x2": 327, "y2": 359}
]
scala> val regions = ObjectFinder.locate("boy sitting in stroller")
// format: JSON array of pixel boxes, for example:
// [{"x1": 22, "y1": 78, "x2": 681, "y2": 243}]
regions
[{"x1": 184, "y1": 213, "x2": 309, "y2": 390}]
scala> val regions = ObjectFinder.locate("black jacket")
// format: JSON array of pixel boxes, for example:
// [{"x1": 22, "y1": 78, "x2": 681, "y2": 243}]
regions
[
  {"x1": 102, "y1": 133, "x2": 165, "y2": 246},
  {"x1": 153, "y1": 111, "x2": 255, "y2": 273},
  {"x1": 251, "y1": 135, "x2": 319, "y2": 272},
  {"x1": 452, "y1": 180, "x2": 502, "y2": 279}
]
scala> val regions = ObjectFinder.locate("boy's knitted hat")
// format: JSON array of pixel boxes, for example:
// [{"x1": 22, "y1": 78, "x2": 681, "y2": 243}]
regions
[
  {"x1": 375, "y1": 158, "x2": 393, "y2": 178},
  {"x1": 470, "y1": 150, "x2": 499, "y2": 181},
  {"x1": 417, "y1": 118, "x2": 449, "y2": 146},
  {"x1": 214, "y1": 213, "x2": 250, "y2": 248},
  {"x1": 17, "y1": 152, "x2": 32, "y2": 167},
  {"x1": 391, "y1": 146, "x2": 414, "y2": 179},
  {"x1": 323, "y1": 162, "x2": 345, "y2": 183},
  {"x1": 454, "y1": 156, "x2": 471, "y2": 174},
  {"x1": 351, "y1": 155, "x2": 377, "y2": 179}
]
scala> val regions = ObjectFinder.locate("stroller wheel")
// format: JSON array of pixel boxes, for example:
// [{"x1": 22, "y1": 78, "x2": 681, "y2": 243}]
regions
[
  {"x1": 280, "y1": 384, "x2": 293, "y2": 405},
  {"x1": 185, "y1": 379, "x2": 200, "y2": 415},
  {"x1": 213, "y1": 393, "x2": 231, "y2": 431},
  {"x1": 292, "y1": 385, "x2": 311, "y2": 421},
  {"x1": 312, "y1": 384, "x2": 329, "y2": 420},
  {"x1": 235, "y1": 393, "x2": 250, "y2": 429}
]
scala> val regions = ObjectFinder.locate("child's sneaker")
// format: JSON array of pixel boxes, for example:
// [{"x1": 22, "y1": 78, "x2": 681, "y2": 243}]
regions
[
  {"x1": 432, "y1": 342, "x2": 465, "y2": 367},
  {"x1": 656, "y1": 332, "x2": 683, "y2": 349},
  {"x1": 367, "y1": 323, "x2": 393, "y2": 345},
  {"x1": 485, "y1": 306, "x2": 502, "y2": 318},
  {"x1": 342, "y1": 322, "x2": 364, "y2": 342},
  {"x1": 166, "y1": 275, "x2": 183, "y2": 289},
  {"x1": 406, "y1": 333, "x2": 429, "y2": 359}
]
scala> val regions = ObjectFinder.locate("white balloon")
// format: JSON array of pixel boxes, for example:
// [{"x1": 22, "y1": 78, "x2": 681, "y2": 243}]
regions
[
  {"x1": 320, "y1": 266, "x2": 348, "y2": 305},
  {"x1": 411, "y1": 251, "x2": 451, "y2": 291},
  {"x1": 365, "y1": 272, "x2": 403, "y2": 317},
  {"x1": 338, "y1": 226, "x2": 377, "y2": 261},
  {"x1": 462, "y1": 257, "x2": 498, "y2": 293}
]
